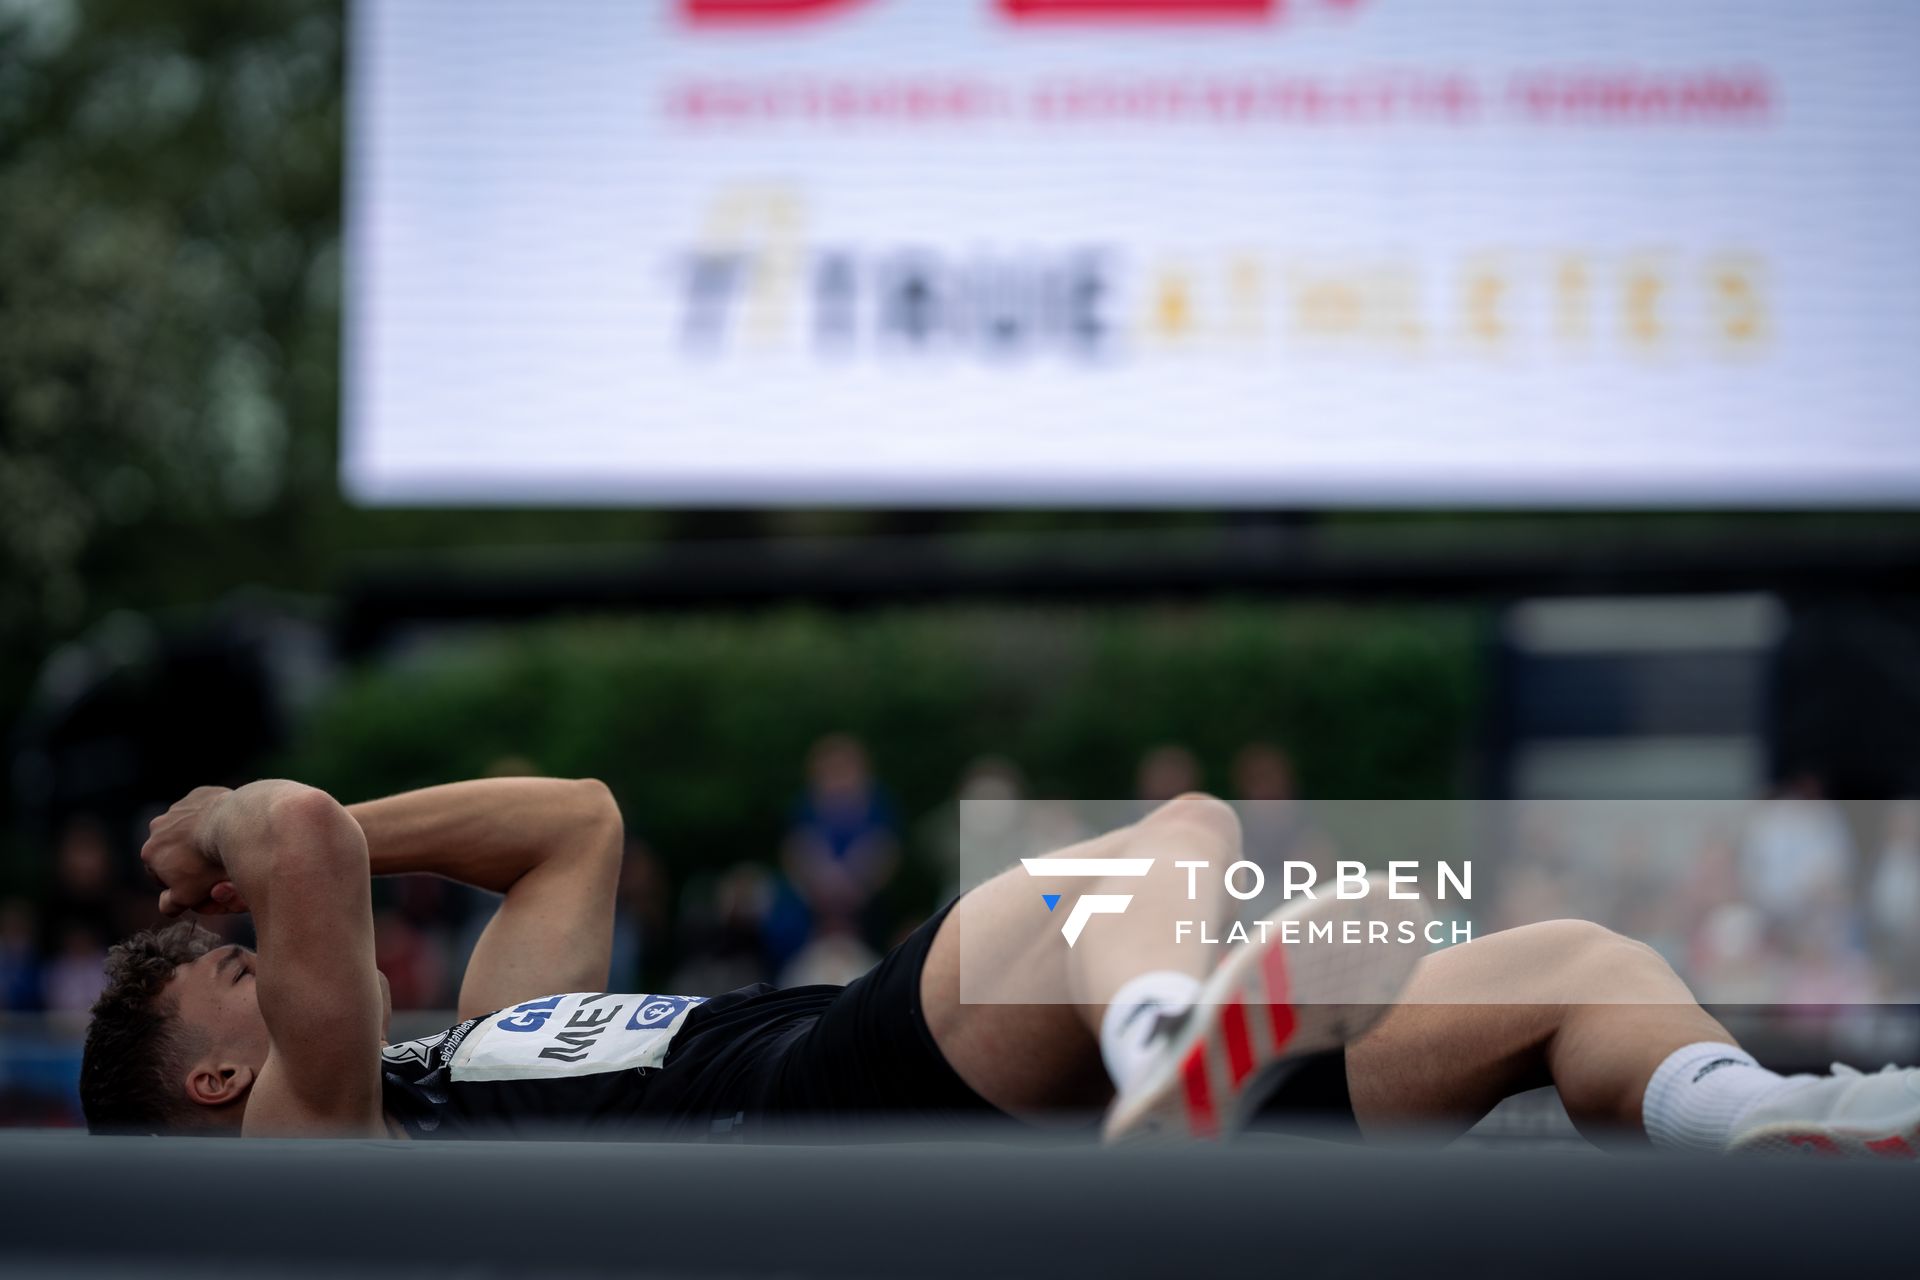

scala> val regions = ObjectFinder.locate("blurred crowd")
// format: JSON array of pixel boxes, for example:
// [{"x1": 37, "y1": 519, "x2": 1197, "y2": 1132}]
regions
[
  {"x1": 6, "y1": 745, "x2": 1916, "y2": 1024},
  {"x1": 0, "y1": 736, "x2": 1319, "y2": 1018},
  {"x1": 1487, "y1": 779, "x2": 1920, "y2": 1013}
]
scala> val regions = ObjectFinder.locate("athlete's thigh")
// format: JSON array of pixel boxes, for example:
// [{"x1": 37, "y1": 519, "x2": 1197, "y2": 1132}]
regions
[{"x1": 918, "y1": 853, "x2": 1115, "y2": 1118}]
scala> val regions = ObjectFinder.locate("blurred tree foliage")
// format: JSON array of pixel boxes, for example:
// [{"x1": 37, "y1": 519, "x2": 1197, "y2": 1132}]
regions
[
  {"x1": 281, "y1": 604, "x2": 1482, "y2": 885},
  {"x1": 0, "y1": 0, "x2": 342, "y2": 714},
  {"x1": 0, "y1": 0, "x2": 1234, "y2": 735}
]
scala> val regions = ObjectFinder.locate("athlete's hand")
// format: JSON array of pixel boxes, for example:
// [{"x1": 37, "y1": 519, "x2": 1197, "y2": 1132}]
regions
[{"x1": 141, "y1": 785, "x2": 244, "y2": 916}]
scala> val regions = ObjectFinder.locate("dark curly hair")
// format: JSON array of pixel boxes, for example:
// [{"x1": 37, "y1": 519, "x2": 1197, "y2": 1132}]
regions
[{"x1": 79, "y1": 921, "x2": 221, "y2": 1135}]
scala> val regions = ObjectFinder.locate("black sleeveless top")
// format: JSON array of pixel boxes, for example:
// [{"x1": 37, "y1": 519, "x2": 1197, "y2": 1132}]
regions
[{"x1": 381, "y1": 985, "x2": 840, "y2": 1141}]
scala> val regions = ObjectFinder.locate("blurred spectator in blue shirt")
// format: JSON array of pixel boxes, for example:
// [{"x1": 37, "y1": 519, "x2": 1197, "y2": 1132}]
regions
[{"x1": 778, "y1": 734, "x2": 899, "y2": 957}]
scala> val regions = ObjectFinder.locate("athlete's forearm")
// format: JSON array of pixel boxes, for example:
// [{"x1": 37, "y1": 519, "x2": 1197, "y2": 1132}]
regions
[
  {"x1": 346, "y1": 777, "x2": 621, "y2": 894},
  {"x1": 193, "y1": 781, "x2": 383, "y2": 1136}
]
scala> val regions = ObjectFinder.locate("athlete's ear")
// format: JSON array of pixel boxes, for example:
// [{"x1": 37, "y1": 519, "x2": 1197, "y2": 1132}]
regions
[{"x1": 185, "y1": 1062, "x2": 256, "y2": 1109}]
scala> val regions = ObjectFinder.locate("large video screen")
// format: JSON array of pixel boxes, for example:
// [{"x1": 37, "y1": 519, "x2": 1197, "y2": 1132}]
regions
[{"x1": 342, "y1": 0, "x2": 1920, "y2": 506}]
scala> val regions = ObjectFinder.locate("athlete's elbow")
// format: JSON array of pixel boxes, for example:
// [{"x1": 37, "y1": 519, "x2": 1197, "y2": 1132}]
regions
[
  {"x1": 571, "y1": 778, "x2": 621, "y2": 831},
  {"x1": 263, "y1": 783, "x2": 366, "y2": 865},
  {"x1": 571, "y1": 778, "x2": 625, "y2": 869}
]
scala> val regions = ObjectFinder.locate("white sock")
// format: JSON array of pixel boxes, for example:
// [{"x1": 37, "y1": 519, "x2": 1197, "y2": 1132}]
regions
[
  {"x1": 1640, "y1": 1041, "x2": 1813, "y2": 1153},
  {"x1": 1100, "y1": 970, "x2": 1202, "y2": 1093}
]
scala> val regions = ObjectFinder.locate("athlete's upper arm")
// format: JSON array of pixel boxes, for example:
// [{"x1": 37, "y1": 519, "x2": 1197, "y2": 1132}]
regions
[
  {"x1": 456, "y1": 781, "x2": 622, "y2": 1020},
  {"x1": 240, "y1": 787, "x2": 385, "y2": 1137}
]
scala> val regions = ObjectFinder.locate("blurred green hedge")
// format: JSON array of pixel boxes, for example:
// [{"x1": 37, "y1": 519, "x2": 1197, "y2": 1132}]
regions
[{"x1": 281, "y1": 604, "x2": 1483, "y2": 877}]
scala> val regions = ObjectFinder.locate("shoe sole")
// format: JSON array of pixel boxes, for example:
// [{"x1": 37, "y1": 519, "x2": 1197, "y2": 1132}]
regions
[
  {"x1": 1729, "y1": 1120, "x2": 1920, "y2": 1158},
  {"x1": 1102, "y1": 876, "x2": 1428, "y2": 1143}
]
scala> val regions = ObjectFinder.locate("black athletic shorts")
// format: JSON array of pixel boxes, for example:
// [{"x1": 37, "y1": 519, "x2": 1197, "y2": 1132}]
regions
[
  {"x1": 758, "y1": 899, "x2": 1003, "y2": 1128},
  {"x1": 385, "y1": 901, "x2": 1356, "y2": 1141},
  {"x1": 733, "y1": 898, "x2": 1360, "y2": 1138}
]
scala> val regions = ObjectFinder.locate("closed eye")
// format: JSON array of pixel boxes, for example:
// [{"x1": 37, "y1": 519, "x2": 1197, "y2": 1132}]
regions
[{"x1": 218, "y1": 946, "x2": 249, "y2": 984}]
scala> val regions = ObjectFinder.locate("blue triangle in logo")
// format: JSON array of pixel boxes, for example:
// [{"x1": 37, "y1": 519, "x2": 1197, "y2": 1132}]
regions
[{"x1": 1042, "y1": 894, "x2": 1061, "y2": 912}]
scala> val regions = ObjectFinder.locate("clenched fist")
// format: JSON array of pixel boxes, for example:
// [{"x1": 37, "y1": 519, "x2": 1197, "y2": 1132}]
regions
[{"x1": 141, "y1": 785, "x2": 245, "y2": 917}]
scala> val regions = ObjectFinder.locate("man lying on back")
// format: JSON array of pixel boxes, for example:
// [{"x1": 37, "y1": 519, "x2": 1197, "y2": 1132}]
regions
[{"x1": 82, "y1": 777, "x2": 1920, "y2": 1154}]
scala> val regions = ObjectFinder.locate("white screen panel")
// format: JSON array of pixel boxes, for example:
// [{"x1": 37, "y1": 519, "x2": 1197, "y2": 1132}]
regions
[{"x1": 343, "y1": 0, "x2": 1920, "y2": 505}]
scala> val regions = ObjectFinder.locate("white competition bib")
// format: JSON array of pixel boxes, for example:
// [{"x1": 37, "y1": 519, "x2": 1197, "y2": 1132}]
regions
[{"x1": 411, "y1": 992, "x2": 707, "y2": 1083}]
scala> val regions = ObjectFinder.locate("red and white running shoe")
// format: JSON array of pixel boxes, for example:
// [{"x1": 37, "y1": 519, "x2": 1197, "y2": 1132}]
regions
[
  {"x1": 1102, "y1": 876, "x2": 1427, "y2": 1143},
  {"x1": 1728, "y1": 1064, "x2": 1920, "y2": 1158}
]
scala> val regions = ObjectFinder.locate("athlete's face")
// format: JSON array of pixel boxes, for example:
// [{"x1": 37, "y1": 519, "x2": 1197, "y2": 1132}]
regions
[
  {"x1": 168, "y1": 944, "x2": 270, "y2": 1112},
  {"x1": 167, "y1": 943, "x2": 396, "y2": 1120}
]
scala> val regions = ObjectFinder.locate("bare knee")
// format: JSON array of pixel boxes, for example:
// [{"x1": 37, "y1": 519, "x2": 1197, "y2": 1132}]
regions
[
  {"x1": 1522, "y1": 918, "x2": 1660, "y2": 962},
  {"x1": 1521, "y1": 919, "x2": 1681, "y2": 999}
]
